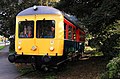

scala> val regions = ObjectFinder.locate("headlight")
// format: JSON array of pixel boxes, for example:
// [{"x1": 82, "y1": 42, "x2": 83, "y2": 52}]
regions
[
  {"x1": 18, "y1": 46, "x2": 22, "y2": 50},
  {"x1": 31, "y1": 46, "x2": 37, "y2": 51},
  {"x1": 50, "y1": 47, "x2": 54, "y2": 51}
]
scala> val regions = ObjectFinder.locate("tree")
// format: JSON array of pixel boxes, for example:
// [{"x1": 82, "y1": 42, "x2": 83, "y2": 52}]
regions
[
  {"x1": 0, "y1": 0, "x2": 37, "y2": 37},
  {"x1": 56, "y1": 0, "x2": 120, "y2": 56},
  {"x1": 0, "y1": 0, "x2": 37, "y2": 51}
]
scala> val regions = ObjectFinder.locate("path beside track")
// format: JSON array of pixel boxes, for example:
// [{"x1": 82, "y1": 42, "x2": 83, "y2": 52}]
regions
[{"x1": 0, "y1": 46, "x2": 20, "y2": 79}]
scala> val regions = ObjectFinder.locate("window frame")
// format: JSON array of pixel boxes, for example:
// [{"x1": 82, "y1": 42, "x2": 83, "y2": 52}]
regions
[
  {"x1": 36, "y1": 20, "x2": 55, "y2": 39},
  {"x1": 18, "y1": 20, "x2": 34, "y2": 38}
]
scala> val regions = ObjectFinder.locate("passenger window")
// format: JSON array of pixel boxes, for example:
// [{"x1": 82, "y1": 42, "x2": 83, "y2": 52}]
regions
[
  {"x1": 68, "y1": 26, "x2": 72, "y2": 40},
  {"x1": 36, "y1": 20, "x2": 55, "y2": 38},
  {"x1": 80, "y1": 31, "x2": 85, "y2": 41},
  {"x1": 19, "y1": 21, "x2": 34, "y2": 38},
  {"x1": 73, "y1": 28, "x2": 76, "y2": 41}
]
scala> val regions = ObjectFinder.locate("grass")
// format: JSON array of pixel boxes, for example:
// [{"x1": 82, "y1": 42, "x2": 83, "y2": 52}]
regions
[
  {"x1": 84, "y1": 46, "x2": 104, "y2": 57},
  {"x1": 91, "y1": 51, "x2": 104, "y2": 56},
  {"x1": 15, "y1": 64, "x2": 34, "y2": 74},
  {"x1": 84, "y1": 46, "x2": 96, "y2": 52},
  {"x1": 0, "y1": 46, "x2": 5, "y2": 50},
  {"x1": 16, "y1": 63, "x2": 57, "y2": 79}
]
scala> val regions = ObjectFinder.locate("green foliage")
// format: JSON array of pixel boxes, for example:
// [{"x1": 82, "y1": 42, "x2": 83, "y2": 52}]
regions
[
  {"x1": 0, "y1": 0, "x2": 39, "y2": 51},
  {"x1": 100, "y1": 72, "x2": 109, "y2": 79},
  {"x1": 0, "y1": 0, "x2": 36, "y2": 37},
  {"x1": 100, "y1": 33, "x2": 120, "y2": 57},
  {"x1": 88, "y1": 23, "x2": 120, "y2": 57},
  {"x1": 83, "y1": 0, "x2": 120, "y2": 35},
  {"x1": 107, "y1": 57, "x2": 120, "y2": 78},
  {"x1": 56, "y1": 0, "x2": 120, "y2": 57},
  {"x1": 101, "y1": 56, "x2": 120, "y2": 79},
  {"x1": 0, "y1": 46, "x2": 5, "y2": 50}
]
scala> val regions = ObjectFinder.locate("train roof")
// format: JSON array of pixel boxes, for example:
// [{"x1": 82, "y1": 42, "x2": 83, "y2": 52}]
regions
[
  {"x1": 17, "y1": 6, "x2": 85, "y2": 32},
  {"x1": 17, "y1": 6, "x2": 62, "y2": 16},
  {"x1": 63, "y1": 13, "x2": 84, "y2": 31}
]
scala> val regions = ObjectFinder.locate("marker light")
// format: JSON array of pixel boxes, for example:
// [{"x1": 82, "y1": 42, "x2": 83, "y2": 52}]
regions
[
  {"x1": 50, "y1": 47, "x2": 54, "y2": 51},
  {"x1": 33, "y1": 5, "x2": 38, "y2": 11},
  {"x1": 18, "y1": 41, "x2": 21, "y2": 44},
  {"x1": 31, "y1": 46, "x2": 37, "y2": 51},
  {"x1": 79, "y1": 43, "x2": 82, "y2": 45},
  {"x1": 50, "y1": 40, "x2": 54, "y2": 45},
  {"x1": 18, "y1": 46, "x2": 22, "y2": 50}
]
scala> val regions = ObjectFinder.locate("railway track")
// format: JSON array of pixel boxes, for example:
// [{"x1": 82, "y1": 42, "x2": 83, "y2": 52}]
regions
[
  {"x1": 14, "y1": 53, "x2": 86, "y2": 79},
  {"x1": 15, "y1": 68, "x2": 36, "y2": 79}
]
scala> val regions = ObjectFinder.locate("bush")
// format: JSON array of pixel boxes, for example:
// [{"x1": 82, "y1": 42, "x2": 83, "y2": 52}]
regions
[
  {"x1": 107, "y1": 56, "x2": 120, "y2": 79},
  {"x1": 101, "y1": 55, "x2": 120, "y2": 79},
  {"x1": 100, "y1": 34, "x2": 120, "y2": 57},
  {"x1": 89, "y1": 33, "x2": 120, "y2": 57}
]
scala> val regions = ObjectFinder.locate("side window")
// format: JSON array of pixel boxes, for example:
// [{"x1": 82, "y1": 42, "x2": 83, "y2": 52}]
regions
[
  {"x1": 19, "y1": 21, "x2": 34, "y2": 38},
  {"x1": 80, "y1": 31, "x2": 85, "y2": 41},
  {"x1": 36, "y1": 20, "x2": 55, "y2": 38},
  {"x1": 73, "y1": 28, "x2": 76, "y2": 41},
  {"x1": 68, "y1": 26, "x2": 72, "y2": 40}
]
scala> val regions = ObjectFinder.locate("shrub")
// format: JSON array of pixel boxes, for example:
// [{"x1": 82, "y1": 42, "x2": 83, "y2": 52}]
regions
[
  {"x1": 101, "y1": 34, "x2": 120, "y2": 57},
  {"x1": 101, "y1": 55, "x2": 120, "y2": 79},
  {"x1": 107, "y1": 56, "x2": 120, "y2": 79}
]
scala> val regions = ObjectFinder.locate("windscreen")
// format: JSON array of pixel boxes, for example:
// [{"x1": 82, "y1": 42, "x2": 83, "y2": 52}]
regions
[
  {"x1": 18, "y1": 21, "x2": 34, "y2": 38},
  {"x1": 36, "y1": 20, "x2": 55, "y2": 38}
]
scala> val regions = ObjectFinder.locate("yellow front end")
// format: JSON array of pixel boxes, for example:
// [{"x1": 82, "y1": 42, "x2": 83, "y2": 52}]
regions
[{"x1": 15, "y1": 14, "x2": 64, "y2": 56}]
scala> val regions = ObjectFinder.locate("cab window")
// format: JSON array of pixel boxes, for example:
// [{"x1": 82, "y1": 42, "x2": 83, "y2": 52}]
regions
[
  {"x1": 36, "y1": 20, "x2": 55, "y2": 38},
  {"x1": 18, "y1": 21, "x2": 34, "y2": 38}
]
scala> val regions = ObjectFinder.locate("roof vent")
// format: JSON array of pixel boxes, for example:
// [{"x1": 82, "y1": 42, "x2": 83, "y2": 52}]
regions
[{"x1": 33, "y1": 5, "x2": 38, "y2": 11}]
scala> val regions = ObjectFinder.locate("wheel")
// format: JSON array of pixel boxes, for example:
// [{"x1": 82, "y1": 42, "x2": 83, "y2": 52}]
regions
[{"x1": 34, "y1": 57, "x2": 42, "y2": 71}]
